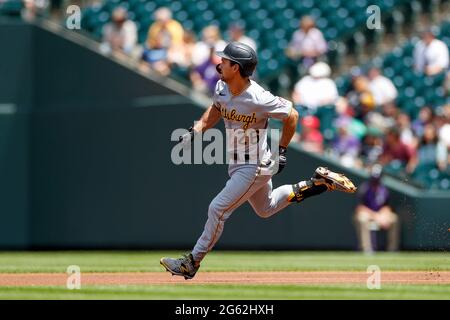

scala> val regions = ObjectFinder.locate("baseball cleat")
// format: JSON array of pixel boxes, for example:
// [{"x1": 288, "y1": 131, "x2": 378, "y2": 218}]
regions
[
  {"x1": 160, "y1": 253, "x2": 200, "y2": 280},
  {"x1": 312, "y1": 167, "x2": 357, "y2": 193}
]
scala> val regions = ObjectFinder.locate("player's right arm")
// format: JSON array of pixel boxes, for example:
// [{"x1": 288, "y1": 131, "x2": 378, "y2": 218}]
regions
[
  {"x1": 192, "y1": 104, "x2": 222, "y2": 133},
  {"x1": 179, "y1": 81, "x2": 223, "y2": 143},
  {"x1": 178, "y1": 104, "x2": 221, "y2": 144}
]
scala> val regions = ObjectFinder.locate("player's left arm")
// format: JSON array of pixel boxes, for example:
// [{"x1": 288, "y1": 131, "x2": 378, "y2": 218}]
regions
[
  {"x1": 263, "y1": 92, "x2": 299, "y2": 174},
  {"x1": 279, "y1": 107, "x2": 299, "y2": 149},
  {"x1": 275, "y1": 106, "x2": 298, "y2": 175}
]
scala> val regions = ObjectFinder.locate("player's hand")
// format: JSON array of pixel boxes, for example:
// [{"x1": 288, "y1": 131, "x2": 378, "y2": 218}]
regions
[
  {"x1": 276, "y1": 146, "x2": 287, "y2": 175},
  {"x1": 178, "y1": 127, "x2": 196, "y2": 148}
]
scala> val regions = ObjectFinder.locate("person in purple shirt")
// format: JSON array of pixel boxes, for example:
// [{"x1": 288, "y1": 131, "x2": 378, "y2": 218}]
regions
[
  {"x1": 353, "y1": 164, "x2": 400, "y2": 253},
  {"x1": 331, "y1": 116, "x2": 361, "y2": 167},
  {"x1": 190, "y1": 46, "x2": 221, "y2": 94},
  {"x1": 412, "y1": 106, "x2": 434, "y2": 138}
]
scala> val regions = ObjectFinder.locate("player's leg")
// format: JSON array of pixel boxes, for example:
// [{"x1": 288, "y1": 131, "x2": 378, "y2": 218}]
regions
[
  {"x1": 247, "y1": 179, "x2": 291, "y2": 218},
  {"x1": 191, "y1": 166, "x2": 270, "y2": 262},
  {"x1": 248, "y1": 178, "x2": 327, "y2": 218},
  {"x1": 160, "y1": 165, "x2": 269, "y2": 279},
  {"x1": 249, "y1": 166, "x2": 357, "y2": 218},
  {"x1": 160, "y1": 166, "x2": 357, "y2": 278}
]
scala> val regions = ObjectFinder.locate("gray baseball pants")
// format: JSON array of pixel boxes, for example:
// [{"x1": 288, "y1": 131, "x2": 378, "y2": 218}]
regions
[{"x1": 191, "y1": 163, "x2": 296, "y2": 263}]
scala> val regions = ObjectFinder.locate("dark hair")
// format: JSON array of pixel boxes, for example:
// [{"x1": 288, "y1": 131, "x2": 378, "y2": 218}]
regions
[
  {"x1": 229, "y1": 60, "x2": 248, "y2": 78},
  {"x1": 386, "y1": 127, "x2": 400, "y2": 139},
  {"x1": 420, "y1": 124, "x2": 438, "y2": 145}
]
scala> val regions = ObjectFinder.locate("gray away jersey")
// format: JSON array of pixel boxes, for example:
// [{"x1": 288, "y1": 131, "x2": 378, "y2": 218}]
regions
[{"x1": 212, "y1": 79, "x2": 293, "y2": 164}]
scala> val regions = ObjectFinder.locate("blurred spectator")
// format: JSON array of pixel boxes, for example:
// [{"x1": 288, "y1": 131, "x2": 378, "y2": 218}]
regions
[
  {"x1": 23, "y1": 0, "x2": 49, "y2": 19},
  {"x1": 396, "y1": 112, "x2": 417, "y2": 151},
  {"x1": 286, "y1": 16, "x2": 327, "y2": 81},
  {"x1": 168, "y1": 30, "x2": 196, "y2": 69},
  {"x1": 228, "y1": 23, "x2": 257, "y2": 52},
  {"x1": 408, "y1": 124, "x2": 439, "y2": 174},
  {"x1": 436, "y1": 105, "x2": 450, "y2": 171},
  {"x1": 445, "y1": 71, "x2": 450, "y2": 96},
  {"x1": 346, "y1": 75, "x2": 368, "y2": 107},
  {"x1": 437, "y1": 122, "x2": 450, "y2": 172},
  {"x1": 331, "y1": 116, "x2": 361, "y2": 167},
  {"x1": 101, "y1": 7, "x2": 137, "y2": 55},
  {"x1": 346, "y1": 75, "x2": 376, "y2": 122},
  {"x1": 142, "y1": 7, "x2": 184, "y2": 75},
  {"x1": 142, "y1": 34, "x2": 171, "y2": 75},
  {"x1": 442, "y1": 104, "x2": 450, "y2": 119},
  {"x1": 379, "y1": 128, "x2": 414, "y2": 166},
  {"x1": 414, "y1": 30, "x2": 449, "y2": 76},
  {"x1": 412, "y1": 106, "x2": 434, "y2": 138},
  {"x1": 335, "y1": 96, "x2": 355, "y2": 117},
  {"x1": 367, "y1": 102, "x2": 398, "y2": 132},
  {"x1": 296, "y1": 115, "x2": 323, "y2": 153},
  {"x1": 146, "y1": 7, "x2": 184, "y2": 52},
  {"x1": 292, "y1": 62, "x2": 338, "y2": 114},
  {"x1": 357, "y1": 91, "x2": 376, "y2": 122},
  {"x1": 437, "y1": 143, "x2": 450, "y2": 172},
  {"x1": 433, "y1": 112, "x2": 447, "y2": 141},
  {"x1": 353, "y1": 164, "x2": 400, "y2": 254},
  {"x1": 367, "y1": 67, "x2": 398, "y2": 106},
  {"x1": 190, "y1": 46, "x2": 221, "y2": 94},
  {"x1": 381, "y1": 102, "x2": 399, "y2": 122},
  {"x1": 192, "y1": 25, "x2": 226, "y2": 67},
  {"x1": 359, "y1": 130, "x2": 384, "y2": 166}
]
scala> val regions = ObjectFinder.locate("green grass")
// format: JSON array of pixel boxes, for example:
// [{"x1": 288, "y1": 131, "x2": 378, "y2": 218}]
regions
[
  {"x1": 0, "y1": 251, "x2": 449, "y2": 299},
  {"x1": 1, "y1": 284, "x2": 449, "y2": 300},
  {"x1": 0, "y1": 251, "x2": 448, "y2": 273}
]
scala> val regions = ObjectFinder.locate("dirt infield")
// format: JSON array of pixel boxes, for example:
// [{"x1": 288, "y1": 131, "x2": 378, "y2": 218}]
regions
[{"x1": 1, "y1": 271, "x2": 449, "y2": 286}]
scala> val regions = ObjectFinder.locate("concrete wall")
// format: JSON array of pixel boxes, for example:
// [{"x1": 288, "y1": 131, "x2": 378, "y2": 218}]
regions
[{"x1": 0, "y1": 21, "x2": 32, "y2": 247}]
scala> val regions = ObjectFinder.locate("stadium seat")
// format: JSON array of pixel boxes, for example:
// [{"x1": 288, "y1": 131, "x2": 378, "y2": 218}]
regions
[
  {"x1": 0, "y1": 0, "x2": 23, "y2": 16},
  {"x1": 384, "y1": 160, "x2": 405, "y2": 177},
  {"x1": 79, "y1": 0, "x2": 418, "y2": 89},
  {"x1": 315, "y1": 105, "x2": 337, "y2": 139},
  {"x1": 439, "y1": 177, "x2": 450, "y2": 190},
  {"x1": 77, "y1": 0, "x2": 449, "y2": 191}
]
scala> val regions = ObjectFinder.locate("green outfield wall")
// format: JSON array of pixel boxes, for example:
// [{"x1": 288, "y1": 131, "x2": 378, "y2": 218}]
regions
[
  {"x1": 0, "y1": 20, "x2": 448, "y2": 250},
  {"x1": 0, "y1": 19, "x2": 32, "y2": 248}
]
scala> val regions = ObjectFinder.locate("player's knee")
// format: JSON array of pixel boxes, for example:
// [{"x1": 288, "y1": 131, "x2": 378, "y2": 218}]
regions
[
  {"x1": 208, "y1": 203, "x2": 219, "y2": 217},
  {"x1": 258, "y1": 210, "x2": 271, "y2": 219},
  {"x1": 208, "y1": 201, "x2": 225, "y2": 219},
  {"x1": 253, "y1": 206, "x2": 272, "y2": 219}
]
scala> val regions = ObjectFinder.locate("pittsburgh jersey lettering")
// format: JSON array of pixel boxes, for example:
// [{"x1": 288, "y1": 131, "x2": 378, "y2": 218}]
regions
[
  {"x1": 213, "y1": 80, "x2": 292, "y2": 164},
  {"x1": 220, "y1": 107, "x2": 257, "y2": 129}
]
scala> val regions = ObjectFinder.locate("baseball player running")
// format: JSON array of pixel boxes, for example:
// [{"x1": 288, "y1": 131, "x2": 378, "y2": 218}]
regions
[{"x1": 160, "y1": 42, "x2": 357, "y2": 279}]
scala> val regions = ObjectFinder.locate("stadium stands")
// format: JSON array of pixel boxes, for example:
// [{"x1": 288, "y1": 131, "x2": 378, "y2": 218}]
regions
[
  {"x1": 337, "y1": 22, "x2": 450, "y2": 112},
  {"x1": 2, "y1": 0, "x2": 448, "y2": 190},
  {"x1": 335, "y1": 21, "x2": 450, "y2": 190},
  {"x1": 80, "y1": 0, "x2": 417, "y2": 80}
]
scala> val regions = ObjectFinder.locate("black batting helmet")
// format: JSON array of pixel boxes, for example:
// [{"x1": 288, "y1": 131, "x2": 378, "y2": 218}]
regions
[{"x1": 216, "y1": 42, "x2": 257, "y2": 77}]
